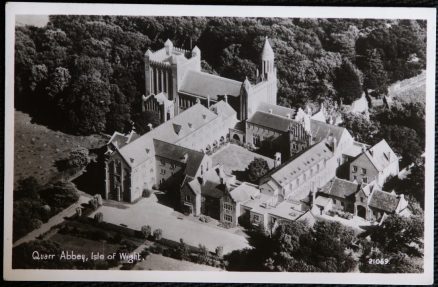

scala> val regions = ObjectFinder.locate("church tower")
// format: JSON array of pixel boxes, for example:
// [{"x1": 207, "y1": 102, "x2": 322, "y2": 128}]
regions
[{"x1": 260, "y1": 37, "x2": 277, "y2": 105}]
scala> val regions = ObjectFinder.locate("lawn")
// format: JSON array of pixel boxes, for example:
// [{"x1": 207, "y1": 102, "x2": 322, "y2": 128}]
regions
[
  {"x1": 133, "y1": 253, "x2": 221, "y2": 271},
  {"x1": 387, "y1": 70, "x2": 426, "y2": 104},
  {"x1": 14, "y1": 110, "x2": 107, "y2": 188},
  {"x1": 212, "y1": 144, "x2": 275, "y2": 177},
  {"x1": 49, "y1": 233, "x2": 122, "y2": 256}
]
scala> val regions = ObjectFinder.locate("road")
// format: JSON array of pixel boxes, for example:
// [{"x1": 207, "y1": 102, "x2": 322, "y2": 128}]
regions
[
  {"x1": 13, "y1": 195, "x2": 91, "y2": 248},
  {"x1": 90, "y1": 195, "x2": 250, "y2": 254}
]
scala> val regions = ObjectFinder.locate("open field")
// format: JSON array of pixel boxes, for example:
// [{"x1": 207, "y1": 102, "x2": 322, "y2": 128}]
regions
[
  {"x1": 14, "y1": 110, "x2": 106, "y2": 187},
  {"x1": 388, "y1": 70, "x2": 426, "y2": 104}
]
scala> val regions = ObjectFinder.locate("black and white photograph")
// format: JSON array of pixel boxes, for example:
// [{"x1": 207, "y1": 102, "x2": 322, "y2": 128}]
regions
[{"x1": 3, "y1": 3, "x2": 435, "y2": 284}]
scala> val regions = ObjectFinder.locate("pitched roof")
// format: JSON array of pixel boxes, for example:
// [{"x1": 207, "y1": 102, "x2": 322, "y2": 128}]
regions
[
  {"x1": 153, "y1": 139, "x2": 205, "y2": 177},
  {"x1": 310, "y1": 119, "x2": 347, "y2": 143},
  {"x1": 117, "y1": 103, "x2": 216, "y2": 167},
  {"x1": 188, "y1": 168, "x2": 232, "y2": 199},
  {"x1": 363, "y1": 139, "x2": 398, "y2": 172},
  {"x1": 267, "y1": 141, "x2": 333, "y2": 187},
  {"x1": 209, "y1": 100, "x2": 236, "y2": 118},
  {"x1": 108, "y1": 132, "x2": 129, "y2": 149},
  {"x1": 247, "y1": 111, "x2": 294, "y2": 131},
  {"x1": 179, "y1": 70, "x2": 242, "y2": 100},
  {"x1": 229, "y1": 182, "x2": 260, "y2": 203},
  {"x1": 320, "y1": 177, "x2": 359, "y2": 199},
  {"x1": 369, "y1": 190, "x2": 400, "y2": 213},
  {"x1": 256, "y1": 102, "x2": 297, "y2": 119}
]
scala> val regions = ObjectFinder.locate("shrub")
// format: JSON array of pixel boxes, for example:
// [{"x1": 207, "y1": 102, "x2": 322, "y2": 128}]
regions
[
  {"x1": 94, "y1": 212, "x2": 103, "y2": 223},
  {"x1": 89, "y1": 198, "x2": 99, "y2": 210},
  {"x1": 142, "y1": 189, "x2": 152, "y2": 198},
  {"x1": 141, "y1": 225, "x2": 152, "y2": 239},
  {"x1": 215, "y1": 245, "x2": 224, "y2": 257},
  {"x1": 153, "y1": 229, "x2": 162, "y2": 241}
]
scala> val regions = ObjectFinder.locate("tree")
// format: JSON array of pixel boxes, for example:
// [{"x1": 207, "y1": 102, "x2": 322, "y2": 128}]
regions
[
  {"x1": 132, "y1": 111, "x2": 161, "y2": 135},
  {"x1": 141, "y1": 225, "x2": 151, "y2": 239},
  {"x1": 333, "y1": 58, "x2": 362, "y2": 104},
  {"x1": 360, "y1": 49, "x2": 389, "y2": 97},
  {"x1": 94, "y1": 212, "x2": 104, "y2": 223},
  {"x1": 15, "y1": 176, "x2": 41, "y2": 200},
  {"x1": 46, "y1": 67, "x2": 71, "y2": 98},
  {"x1": 153, "y1": 229, "x2": 163, "y2": 241},
  {"x1": 247, "y1": 158, "x2": 270, "y2": 183},
  {"x1": 341, "y1": 112, "x2": 380, "y2": 144},
  {"x1": 176, "y1": 238, "x2": 190, "y2": 260},
  {"x1": 39, "y1": 181, "x2": 80, "y2": 211},
  {"x1": 370, "y1": 214, "x2": 423, "y2": 255},
  {"x1": 64, "y1": 147, "x2": 90, "y2": 171}
]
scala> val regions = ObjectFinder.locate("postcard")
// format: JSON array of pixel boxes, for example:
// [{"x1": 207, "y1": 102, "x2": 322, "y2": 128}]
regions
[{"x1": 4, "y1": 2, "x2": 435, "y2": 284}]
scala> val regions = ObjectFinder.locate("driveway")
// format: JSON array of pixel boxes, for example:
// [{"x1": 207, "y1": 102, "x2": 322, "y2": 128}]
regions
[{"x1": 90, "y1": 195, "x2": 250, "y2": 254}]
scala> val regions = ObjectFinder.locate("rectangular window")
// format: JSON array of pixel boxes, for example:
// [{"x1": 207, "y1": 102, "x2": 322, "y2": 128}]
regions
[
  {"x1": 353, "y1": 165, "x2": 358, "y2": 172},
  {"x1": 271, "y1": 217, "x2": 277, "y2": 223},
  {"x1": 341, "y1": 202, "x2": 344, "y2": 207},
  {"x1": 170, "y1": 163, "x2": 176, "y2": 170},
  {"x1": 253, "y1": 135, "x2": 260, "y2": 146},
  {"x1": 160, "y1": 169, "x2": 166, "y2": 175},
  {"x1": 353, "y1": 175, "x2": 357, "y2": 181},
  {"x1": 185, "y1": 195, "x2": 191, "y2": 202},
  {"x1": 333, "y1": 199, "x2": 337, "y2": 204},
  {"x1": 160, "y1": 160, "x2": 165, "y2": 166},
  {"x1": 253, "y1": 214, "x2": 260, "y2": 222},
  {"x1": 224, "y1": 203, "x2": 233, "y2": 211},
  {"x1": 360, "y1": 197, "x2": 364, "y2": 203},
  {"x1": 363, "y1": 177, "x2": 368, "y2": 183},
  {"x1": 362, "y1": 168, "x2": 367, "y2": 175},
  {"x1": 224, "y1": 214, "x2": 232, "y2": 222}
]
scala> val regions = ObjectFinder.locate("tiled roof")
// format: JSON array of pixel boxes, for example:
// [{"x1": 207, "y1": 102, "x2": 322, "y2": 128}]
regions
[
  {"x1": 229, "y1": 182, "x2": 260, "y2": 203},
  {"x1": 153, "y1": 139, "x2": 205, "y2": 177},
  {"x1": 310, "y1": 119, "x2": 346, "y2": 143},
  {"x1": 247, "y1": 111, "x2": 294, "y2": 131},
  {"x1": 256, "y1": 102, "x2": 297, "y2": 119},
  {"x1": 209, "y1": 100, "x2": 236, "y2": 118},
  {"x1": 179, "y1": 70, "x2": 242, "y2": 100},
  {"x1": 369, "y1": 190, "x2": 400, "y2": 213},
  {"x1": 363, "y1": 139, "x2": 397, "y2": 172},
  {"x1": 117, "y1": 103, "x2": 216, "y2": 167},
  {"x1": 268, "y1": 141, "x2": 333, "y2": 187},
  {"x1": 320, "y1": 178, "x2": 359, "y2": 199}
]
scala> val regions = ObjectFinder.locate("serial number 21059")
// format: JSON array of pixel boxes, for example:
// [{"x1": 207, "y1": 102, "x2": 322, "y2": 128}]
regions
[{"x1": 368, "y1": 258, "x2": 389, "y2": 265}]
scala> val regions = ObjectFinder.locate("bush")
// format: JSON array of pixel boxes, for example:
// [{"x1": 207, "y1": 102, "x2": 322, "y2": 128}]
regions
[
  {"x1": 215, "y1": 245, "x2": 224, "y2": 257},
  {"x1": 149, "y1": 245, "x2": 164, "y2": 254},
  {"x1": 94, "y1": 212, "x2": 103, "y2": 223},
  {"x1": 141, "y1": 225, "x2": 152, "y2": 239},
  {"x1": 153, "y1": 229, "x2": 163, "y2": 241},
  {"x1": 89, "y1": 198, "x2": 99, "y2": 210},
  {"x1": 142, "y1": 189, "x2": 152, "y2": 198}
]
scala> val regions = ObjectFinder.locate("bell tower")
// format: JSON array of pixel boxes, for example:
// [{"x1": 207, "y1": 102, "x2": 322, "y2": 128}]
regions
[{"x1": 260, "y1": 37, "x2": 277, "y2": 105}]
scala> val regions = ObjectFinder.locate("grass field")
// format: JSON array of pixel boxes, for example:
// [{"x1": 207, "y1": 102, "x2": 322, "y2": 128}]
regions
[
  {"x1": 388, "y1": 70, "x2": 426, "y2": 104},
  {"x1": 49, "y1": 233, "x2": 122, "y2": 255},
  {"x1": 14, "y1": 110, "x2": 107, "y2": 188}
]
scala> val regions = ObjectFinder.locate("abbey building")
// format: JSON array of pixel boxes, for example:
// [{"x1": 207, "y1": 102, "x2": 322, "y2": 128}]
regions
[{"x1": 104, "y1": 38, "x2": 410, "y2": 231}]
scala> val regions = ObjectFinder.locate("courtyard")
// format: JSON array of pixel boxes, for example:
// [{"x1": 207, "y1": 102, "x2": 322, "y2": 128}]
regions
[
  {"x1": 89, "y1": 194, "x2": 250, "y2": 254},
  {"x1": 212, "y1": 143, "x2": 275, "y2": 178}
]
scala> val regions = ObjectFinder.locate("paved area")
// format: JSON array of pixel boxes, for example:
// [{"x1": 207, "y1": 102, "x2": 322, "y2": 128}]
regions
[
  {"x1": 13, "y1": 194, "x2": 91, "y2": 247},
  {"x1": 133, "y1": 253, "x2": 222, "y2": 271},
  {"x1": 212, "y1": 144, "x2": 274, "y2": 176},
  {"x1": 90, "y1": 195, "x2": 249, "y2": 254}
]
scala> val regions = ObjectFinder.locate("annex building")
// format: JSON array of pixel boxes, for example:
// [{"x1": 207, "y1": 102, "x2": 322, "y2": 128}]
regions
[{"x1": 104, "y1": 38, "x2": 410, "y2": 231}]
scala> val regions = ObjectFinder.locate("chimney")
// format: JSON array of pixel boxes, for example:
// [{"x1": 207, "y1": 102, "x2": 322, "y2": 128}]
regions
[
  {"x1": 147, "y1": 123, "x2": 153, "y2": 131},
  {"x1": 224, "y1": 94, "x2": 228, "y2": 103},
  {"x1": 207, "y1": 95, "x2": 210, "y2": 107},
  {"x1": 182, "y1": 153, "x2": 188, "y2": 163},
  {"x1": 332, "y1": 137, "x2": 337, "y2": 152}
]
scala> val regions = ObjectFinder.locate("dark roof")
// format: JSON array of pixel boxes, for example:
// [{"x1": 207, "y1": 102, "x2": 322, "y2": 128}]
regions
[
  {"x1": 247, "y1": 111, "x2": 294, "y2": 131},
  {"x1": 320, "y1": 178, "x2": 359, "y2": 199},
  {"x1": 310, "y1": 119, "x2": 346, "y2": 143},
  {"x1": 369, "y1": 190, "x2": 400, "y2": 213},
  {"x1": 179, "y1": 70, "x2": 242, "y2": 100},
  {"x1": 153, "y1": 139, "x2": 204, "y2": 177}
]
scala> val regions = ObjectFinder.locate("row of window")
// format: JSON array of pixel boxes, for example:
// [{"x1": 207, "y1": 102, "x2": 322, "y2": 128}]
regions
[{"x1": 352, "y1": 175, "x2": 368, "y2": 183}]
